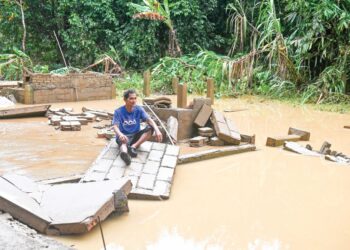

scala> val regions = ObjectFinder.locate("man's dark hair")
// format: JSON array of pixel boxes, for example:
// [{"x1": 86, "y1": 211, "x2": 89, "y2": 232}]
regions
[{"x1": 123, "y1": 89, "x2": 137, "y2": 100}]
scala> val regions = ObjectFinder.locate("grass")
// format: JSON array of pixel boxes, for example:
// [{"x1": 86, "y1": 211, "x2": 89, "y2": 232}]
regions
[{"x1": 114, "y1": 71, "x2": 350, "y2": 114}]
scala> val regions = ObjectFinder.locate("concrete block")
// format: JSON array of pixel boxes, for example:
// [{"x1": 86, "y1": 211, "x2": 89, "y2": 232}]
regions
[
  {"x1": 194, "y1": 104, "x2": 213, "y2": 127},
  {"x1": 152, "y1": 142, "x2": 166, "y2": 151},
  {"x1": 190, "y1": 136, "x2": 207, "y2": 147},
  {"x1": 154, "y1": 181, "x2": 171, "y2": 198},
  {"x1": 161, "y1": 155, "x2": 178, "y2": 169},
  {"x1": 90, "y1": 159, "x2": 113, "y2": 172},
  {"x1": 131, "y1": 151, "x2": 149, "y2": 164},
  {"x1": 138, "y1": 141, "x2": 153, "y2": 152},
  {"x1": 288, "y1": 127, "x2": 310, "y2": 141},
  {"x1": 124, "y1": 162, "x2": 144, "y2": 177},
  {"x1": 106, "y1": 166, "x2": 125, "y2": 180},
  {"x1": 165, "y1": 145, "x2": 180, "y2": 156},
  {"x1": 198, "y1": 127, "x2": 214, "y2": 137},
  {"x1": 157, "y1": 167, "x2": 175, "y2": 183},
  {"x1": 137, "y1": 174, "x2": 156, "y2": 190},
  {"x1": 209, "y1": 137, "x2": 225, "y2": 146},
  {"x1": 148, "y1": 150, "x2": 164, "y2": 162},
  {"x1": 143, "y1": 160, "x2": 160, "y2": 175}
]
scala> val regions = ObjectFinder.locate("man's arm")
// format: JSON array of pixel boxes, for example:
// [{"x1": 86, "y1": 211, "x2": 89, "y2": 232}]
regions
[
  {"x1": 146, "y1": 117, "x2": 163, "y2": 142},
  {"x1": 113, "y1": 124, "x2": 128, "y2": 143}
]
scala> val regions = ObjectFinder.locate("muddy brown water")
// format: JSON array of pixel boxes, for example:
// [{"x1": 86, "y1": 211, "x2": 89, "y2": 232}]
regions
[{"x1": 1, "y1": 96, "x2": 350, "y2": 249}]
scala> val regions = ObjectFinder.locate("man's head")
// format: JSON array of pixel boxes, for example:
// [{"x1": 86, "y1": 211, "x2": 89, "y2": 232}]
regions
[{"x1": 123, "y1": 89, "x2": 137, "y2": 107}]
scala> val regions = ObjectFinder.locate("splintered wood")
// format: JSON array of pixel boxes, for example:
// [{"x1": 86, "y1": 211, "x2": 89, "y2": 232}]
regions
[{"x1": 211, "y1": 110, "x2": 241, "y2": 145}]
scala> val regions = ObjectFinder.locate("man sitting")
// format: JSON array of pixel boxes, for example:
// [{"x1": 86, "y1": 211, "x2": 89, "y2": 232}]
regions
[{"x1": 113, "y1": 89, "x2": 163, "y2": 165}]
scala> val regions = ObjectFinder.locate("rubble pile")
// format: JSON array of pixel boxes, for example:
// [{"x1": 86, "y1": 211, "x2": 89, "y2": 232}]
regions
[{"x1": 284, "y1": 141, "x2": 350, "y2": 165}]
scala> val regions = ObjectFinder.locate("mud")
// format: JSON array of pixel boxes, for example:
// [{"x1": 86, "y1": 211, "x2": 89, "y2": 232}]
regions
[{"x1": 1, "y1": 96, "x2": 350, "y2": 249}]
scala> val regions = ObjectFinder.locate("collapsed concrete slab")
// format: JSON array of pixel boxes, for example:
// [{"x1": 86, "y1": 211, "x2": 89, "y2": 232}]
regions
[
  {"x1": 80, "y1": 140, "x2": 180, "y2": 200},
  {"x1": 0, "y1": 213, "x2": 73, "y2": 250},
  {"x1": 0, "y1": 104, "x2": 50, "y2": 119},
  {"x1": 0, "y1": 174, "x2": 131, "y2": 235}
]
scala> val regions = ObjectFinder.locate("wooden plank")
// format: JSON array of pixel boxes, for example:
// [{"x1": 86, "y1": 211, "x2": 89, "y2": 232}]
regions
[
  {"x1": 266, "y1": 134, "x2": 301, "y2": 147},
  {"x1": 178, "y1": 144, "x2": 256, "y2": 164},
  {"x1": 288, "y1": 127, "x2": 310, "y2": 141},
  {"x1": 0, "y1": 104, "x2": 50, "y2": 119}
]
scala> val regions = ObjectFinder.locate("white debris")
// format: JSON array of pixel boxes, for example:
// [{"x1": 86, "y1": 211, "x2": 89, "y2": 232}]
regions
[{"x1": 0, "y1": 96, "x2": 15, "y2": 108}]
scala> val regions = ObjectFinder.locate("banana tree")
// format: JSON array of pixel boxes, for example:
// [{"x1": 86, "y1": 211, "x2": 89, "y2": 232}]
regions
[
  {"x1": 129, "y1": 0, "x2": 182, "y2": 57},
  {"x1": 0, "y1": 48, "x2": 32, "y2": 80}
]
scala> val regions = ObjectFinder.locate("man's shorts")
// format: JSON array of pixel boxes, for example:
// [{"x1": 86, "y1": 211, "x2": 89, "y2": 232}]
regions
[{"x1": 116, "y1": 125, "x2": 154, "y2": 146}]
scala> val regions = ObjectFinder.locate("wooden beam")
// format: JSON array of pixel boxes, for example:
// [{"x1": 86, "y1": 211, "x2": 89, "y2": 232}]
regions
[
  {"x1": 266, "y1": 134, "x2": 301, "y2": 147},
  {"x1": 177, "y1": 82, "x2": 187, "y2": 108},
  {"x1": 172, "y1": 77, "x2": 178, "y2": 94},
  {"x1": 143, "y1": 70, "x2": 151, "y2": 97},
  {"x1": 178, "y1": 144, "x2": 256, "y2": 164},
  {"x1": 206, "y1": 78, "x2": 214, "y2": 104}
]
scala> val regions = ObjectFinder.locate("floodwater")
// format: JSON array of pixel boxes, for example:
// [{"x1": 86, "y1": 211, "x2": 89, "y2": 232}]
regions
[{"x1": 1, "y1": 96, "x2": 350, "y2": 250}]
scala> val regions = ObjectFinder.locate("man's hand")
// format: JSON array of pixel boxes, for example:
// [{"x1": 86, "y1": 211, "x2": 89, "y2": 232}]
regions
[
  {"x1": 118, "y1": 133, "x2": 128, "y2": 144},
  {"x1": 154, "y1": 129, "x2": 163, "y2": 142}
]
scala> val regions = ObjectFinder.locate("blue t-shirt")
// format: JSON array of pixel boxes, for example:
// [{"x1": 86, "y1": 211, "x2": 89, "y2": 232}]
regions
[{"x1": 112, "y1": 105, "x2": 149, "y2": 135}]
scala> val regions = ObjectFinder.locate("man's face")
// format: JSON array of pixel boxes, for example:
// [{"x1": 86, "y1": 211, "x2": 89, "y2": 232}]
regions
[{"x1": 125, "y1": 93, "x2": 137, "y2": 107}]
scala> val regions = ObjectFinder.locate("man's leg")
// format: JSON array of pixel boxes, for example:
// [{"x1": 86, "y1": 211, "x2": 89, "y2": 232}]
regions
[
  {"x1": 131, "y1": 130, "x2": 152, "y2": 148},
  {"x1": 116, "y1": 137, "x2": 131, "y2": 165},
  {"x1": 128, "y1": 126, "x2": 154, "y2": 157}
]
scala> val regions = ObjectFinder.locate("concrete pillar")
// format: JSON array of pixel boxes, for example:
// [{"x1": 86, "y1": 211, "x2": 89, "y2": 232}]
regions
[
  {"x1": 143, "y1": 70, "x2": 151, "y2": 97},
  {"x1": 172, "y1": 77, "x2": 178, "y2": 94},
  {"x1": 177, "y1": 82, "x2": 187, "y2": 108},
  {"x1": 24, "y1": 84, "x2": 34, "y2": 104},
  {"x1": 206, "y1": 78, "x2": 214, "y2": 104}
]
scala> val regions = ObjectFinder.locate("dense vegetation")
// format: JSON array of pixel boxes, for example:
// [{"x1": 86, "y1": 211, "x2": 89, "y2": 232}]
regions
[{"x1": 0, "y1": 0, "x2": 349, "y2": 105}]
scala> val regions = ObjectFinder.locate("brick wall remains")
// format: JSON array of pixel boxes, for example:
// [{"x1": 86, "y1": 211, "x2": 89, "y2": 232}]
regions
[{"x1": 23, "y1": 73, "x2": 114, "y2": 104}]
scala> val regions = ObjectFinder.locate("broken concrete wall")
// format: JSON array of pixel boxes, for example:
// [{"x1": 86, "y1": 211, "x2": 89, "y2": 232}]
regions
[
  {"x1": 16, "y1": 72, "x2": 115, "y2": 104},
  {"x1": 147, "y1": 107, "x2": 194, "y2": 140},
  {"x1": 0, "y1": 174, "x2": 132, "y2": 235}
]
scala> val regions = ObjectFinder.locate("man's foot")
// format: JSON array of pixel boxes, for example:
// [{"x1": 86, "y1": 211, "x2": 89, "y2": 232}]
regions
[
  {"x1": 120, "y1": 151, "x2": 131, "y2": 165},
  {"x1": 128, "y1": 146, "x2": 138, "y2": 158}
]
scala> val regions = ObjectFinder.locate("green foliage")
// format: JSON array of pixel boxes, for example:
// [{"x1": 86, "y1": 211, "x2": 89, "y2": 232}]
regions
[{"x1": 0, "y1": 48, "x2": 32, "y2": 80}]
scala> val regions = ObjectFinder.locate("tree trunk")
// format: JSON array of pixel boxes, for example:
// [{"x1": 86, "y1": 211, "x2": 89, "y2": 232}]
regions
[{"x1": 15, "y1": 0, "x2": 26, "y2": 52}]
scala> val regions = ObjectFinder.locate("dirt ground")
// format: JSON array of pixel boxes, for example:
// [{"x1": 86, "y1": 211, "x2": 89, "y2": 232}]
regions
[{"x1": 1, "y1": 95, "x2": 350, "y2": 249}]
